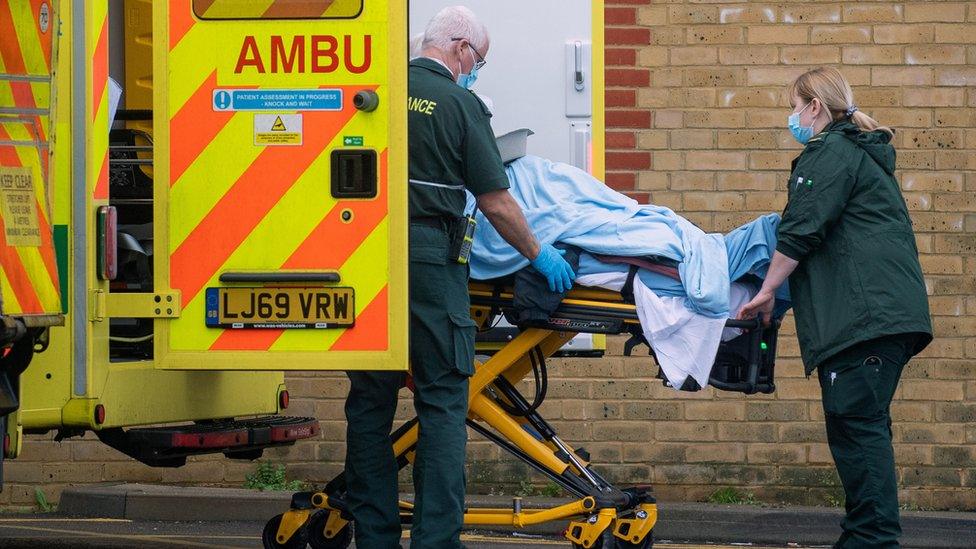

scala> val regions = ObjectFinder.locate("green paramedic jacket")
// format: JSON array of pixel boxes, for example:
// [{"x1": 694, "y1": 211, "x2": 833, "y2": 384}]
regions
[{"x1": 776, "y1": 119, "x2": 932, "y2": 374}]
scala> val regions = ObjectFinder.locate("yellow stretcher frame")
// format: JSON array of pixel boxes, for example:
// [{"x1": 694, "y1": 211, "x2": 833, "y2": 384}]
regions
[{"x1": 267, "y1": 284, "x2": 665, "y2": 549}]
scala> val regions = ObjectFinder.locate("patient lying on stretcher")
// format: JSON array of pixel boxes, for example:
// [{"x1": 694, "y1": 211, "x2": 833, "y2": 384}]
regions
[{"x1": 465, "y1": 142, "x2": 790, "y2": 390}]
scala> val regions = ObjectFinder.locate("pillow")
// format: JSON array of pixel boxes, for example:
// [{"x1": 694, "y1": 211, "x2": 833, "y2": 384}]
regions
[{"x1": 495, "y1": 128, "x2": 534, "y2": 164}]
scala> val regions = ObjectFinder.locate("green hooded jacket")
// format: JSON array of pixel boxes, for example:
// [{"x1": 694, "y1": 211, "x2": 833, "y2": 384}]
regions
[{"x1": 777, "y1": 119, "x2": 932, "y2": 373}]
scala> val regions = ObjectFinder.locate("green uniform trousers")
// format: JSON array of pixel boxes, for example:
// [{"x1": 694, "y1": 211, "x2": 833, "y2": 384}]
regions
[
  {"x1": 344, "y1": 224, "x2": 476, "y2": 549},
  {"x1": 817, "y1": 334, "x2": 917, "y2": 549}
]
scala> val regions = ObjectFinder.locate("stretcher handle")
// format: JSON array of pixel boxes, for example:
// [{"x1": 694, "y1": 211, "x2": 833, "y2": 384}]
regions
[
  {"x1": 723, "y1": 318, "x2": 762, "y2": 330},
  {"x1": 218, "y1": 272, "x2": 340, "y2": 283}
]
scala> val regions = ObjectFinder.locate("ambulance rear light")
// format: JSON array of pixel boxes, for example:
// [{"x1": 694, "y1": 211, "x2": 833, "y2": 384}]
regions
[
  {"x1": 3, "y1": 433, "x2": 10, "y2": 456},
  {"x1": 278, "y1": 390, "x2": 290, "y2": 410},
  {"x1": 97, "y1": 206, "x2": 118, "y2": 280},
  {"x1": 94, "y1": 404, "x2": 106, "y2": 425}
]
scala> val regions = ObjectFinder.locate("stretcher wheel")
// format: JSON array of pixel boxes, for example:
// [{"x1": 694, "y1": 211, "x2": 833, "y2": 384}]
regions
[
  {"x1": 571, "y1": 530, "x2": 653, "y2": 549},
  {"x1": 616, "y1": 531, "x2": 653, "y2": 549},
  {"x1": 262, "y1": 513, "x2": 309, "y2": 549},
  {"x1": 307, "y1": 510, "x2": 352, "y2": 549}
]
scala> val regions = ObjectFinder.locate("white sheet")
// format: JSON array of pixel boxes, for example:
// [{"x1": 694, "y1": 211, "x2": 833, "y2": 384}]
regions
[{"x1": 575, "y1": 273, "x2": 756, "y2": 390}]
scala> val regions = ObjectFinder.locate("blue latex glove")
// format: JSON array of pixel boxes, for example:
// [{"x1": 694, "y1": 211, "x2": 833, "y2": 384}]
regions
[{"x1": 530, "y1": 244, "x2": 576, "y2": 294}]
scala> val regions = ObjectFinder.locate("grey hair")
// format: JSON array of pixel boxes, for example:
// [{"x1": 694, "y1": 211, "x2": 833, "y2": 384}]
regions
[
  {"x1": 422, "y1": 6, "x2": 489, "y2": 53},
  {"x1": 409, "y1": 33, "x2": 425, "y2": 58}
]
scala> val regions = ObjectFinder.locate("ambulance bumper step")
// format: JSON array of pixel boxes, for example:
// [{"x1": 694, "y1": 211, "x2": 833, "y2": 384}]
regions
[{"x1": 96, "y1": 416, "x2": 320, "y2": 467}]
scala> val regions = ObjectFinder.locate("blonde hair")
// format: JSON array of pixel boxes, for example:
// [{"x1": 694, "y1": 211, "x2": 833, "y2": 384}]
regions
[{"x1": 787, "y1": 67, "x2": 893, "y2": 137}]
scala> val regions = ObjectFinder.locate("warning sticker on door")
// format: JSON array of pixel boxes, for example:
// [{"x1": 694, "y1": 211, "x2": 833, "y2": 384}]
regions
[
  {"x1": 254, "y1": 114, "x2": 302, "y2": 146},
  {"x1": 0, "y1": 167, "x2": 42, "y2": 247}
]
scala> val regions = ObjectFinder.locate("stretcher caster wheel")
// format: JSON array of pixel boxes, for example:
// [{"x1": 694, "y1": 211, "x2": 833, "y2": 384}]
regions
[
  {"x1": 616, "y1": 531, "x2": 653, "y2": 549},
  {"x1": 307, "y1": 510, "x2": 352, "y2": 549},
  {"x1": 262, "y1": 513, "x2": 309, "y2": 549}
]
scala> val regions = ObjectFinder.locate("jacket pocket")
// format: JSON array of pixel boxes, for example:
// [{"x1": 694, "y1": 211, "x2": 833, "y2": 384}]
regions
[
  {"x1": 449, "y1": 311, "x2": 477, "y2": 377},
  {"x1": 819, "y1": 355, "x2": 884, "y2": 418}
]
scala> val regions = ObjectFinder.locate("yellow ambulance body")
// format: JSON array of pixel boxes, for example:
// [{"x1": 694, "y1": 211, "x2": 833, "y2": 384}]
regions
[{"x1": 2, "y1": 0, "x2": 406, "y2": 475}]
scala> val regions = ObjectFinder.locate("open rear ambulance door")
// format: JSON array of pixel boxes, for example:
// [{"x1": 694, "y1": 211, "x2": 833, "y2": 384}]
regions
[
  {"x1": 154, "y1": 1, "x2": 407, "y2": 371},
  {"x1": 0, "y1": 1, "x2": 62, "y2": 339},
  {"x1": 0, "y1": 0, "x2": 61, "y2": 485}
]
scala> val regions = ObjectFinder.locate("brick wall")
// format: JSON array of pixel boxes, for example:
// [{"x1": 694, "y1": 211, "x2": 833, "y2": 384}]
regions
[{"x1": 4, "y1": 0, "x2": 975, "y2": 511}]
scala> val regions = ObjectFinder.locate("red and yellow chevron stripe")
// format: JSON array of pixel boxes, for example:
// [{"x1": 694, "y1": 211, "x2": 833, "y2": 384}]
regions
[
  {"x1": 193, "y1": 0, "x2": 362, "y2": 20},
  {"x1": 0, "y1": 0, "x2": 60, "y2": 317},
  {"x1": 164, "y1": 3, "x2": 396, "y2": 355},
  {"x1": 88, "y1": 1, "x2": 109, "y2": 200}
]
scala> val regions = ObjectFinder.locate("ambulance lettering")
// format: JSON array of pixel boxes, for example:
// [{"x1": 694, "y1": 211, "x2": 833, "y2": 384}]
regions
[
  {"x1": 408, "y1": 96, "x2": 437, "y2": 115},
  {"x1": 234, "y1": 35, "x2": 372, "y2": 74}
]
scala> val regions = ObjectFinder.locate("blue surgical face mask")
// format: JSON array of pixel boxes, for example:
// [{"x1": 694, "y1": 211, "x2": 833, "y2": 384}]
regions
[
  {"x1": 788, "y1": 102, "x2": 815, "y2": 144},
  {"x1": 457, "y1": 49, "x2": 479, "y2": 89}
]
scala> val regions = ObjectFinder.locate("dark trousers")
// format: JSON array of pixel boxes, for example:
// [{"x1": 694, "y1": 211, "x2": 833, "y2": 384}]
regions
[
  {"x1": 344, "y1": 224, "x2": 475, "y2": 549},
  {"x1": 817, "y1": 335, "x2": 917, "y2": 549}
]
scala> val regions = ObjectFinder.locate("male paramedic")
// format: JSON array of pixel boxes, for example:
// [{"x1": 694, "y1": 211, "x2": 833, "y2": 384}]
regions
[{"x1": 343, "y1": 6, "x2": 576, "y2": 549}]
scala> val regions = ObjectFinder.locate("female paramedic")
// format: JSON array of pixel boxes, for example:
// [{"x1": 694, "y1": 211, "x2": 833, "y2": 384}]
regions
[{"x1": 738, "y1": 67, "x2": 932, "y2": 548}]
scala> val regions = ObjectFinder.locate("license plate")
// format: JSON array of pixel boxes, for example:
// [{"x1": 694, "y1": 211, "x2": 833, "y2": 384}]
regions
[{"x1": 205, "y1": 287, "x2": 355, "y2": 329}]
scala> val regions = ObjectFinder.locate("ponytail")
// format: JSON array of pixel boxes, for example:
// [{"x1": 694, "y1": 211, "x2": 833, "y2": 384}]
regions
[
  {"x1": 788, "y1": 67, "x2": 893, "y2": 137},
  {"x1": 850, "y1": 109, "x2": 893, "y2": 137}
]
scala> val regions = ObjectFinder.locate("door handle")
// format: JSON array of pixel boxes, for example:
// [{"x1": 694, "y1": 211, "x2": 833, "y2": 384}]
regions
[
  {"x1": 219, "y1": 272, "x2": 341, "y2": 283},
  {"x1": 574, "y1": 41, "x2": 585, "y2": 92}
]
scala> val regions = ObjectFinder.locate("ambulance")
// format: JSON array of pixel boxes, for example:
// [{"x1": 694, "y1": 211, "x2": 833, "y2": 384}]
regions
[{"x1": 1, "y1": 0, "x2": 408, "y2": 480}]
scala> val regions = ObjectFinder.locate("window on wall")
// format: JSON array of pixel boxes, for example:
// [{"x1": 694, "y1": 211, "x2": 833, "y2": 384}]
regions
[{"x1": 193, "y1": 0, "x2": 363, "y2": 20}]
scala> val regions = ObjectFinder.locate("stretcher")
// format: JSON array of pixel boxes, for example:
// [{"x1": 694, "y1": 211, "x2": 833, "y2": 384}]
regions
[{"x1": 264, "y1": 281, "x2": 780, "y2": 549}]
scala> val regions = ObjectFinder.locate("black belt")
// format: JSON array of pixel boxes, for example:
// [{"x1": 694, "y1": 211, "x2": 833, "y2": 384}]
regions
[{"x1": 410, "y1": 216, "x2": 448, "y2": 229}]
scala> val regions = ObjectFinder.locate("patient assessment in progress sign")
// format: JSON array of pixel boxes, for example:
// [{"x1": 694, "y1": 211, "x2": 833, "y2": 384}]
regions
[{"x1": 213, "y1": 89, "x2": 343, "y2": 111}]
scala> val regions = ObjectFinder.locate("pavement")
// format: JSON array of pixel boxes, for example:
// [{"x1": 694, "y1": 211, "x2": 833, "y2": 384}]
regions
[
  {"x1": 0, "y1": 518, "x2": 802, "y2": 549},
  {"x1": 0, "y1": 483, "x2": 969, "y2": 548}
]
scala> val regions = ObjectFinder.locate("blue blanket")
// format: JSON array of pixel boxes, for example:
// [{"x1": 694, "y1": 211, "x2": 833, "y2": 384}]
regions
[{"x1": 468, "y1": 155, "x2": 789, "y2": 317}]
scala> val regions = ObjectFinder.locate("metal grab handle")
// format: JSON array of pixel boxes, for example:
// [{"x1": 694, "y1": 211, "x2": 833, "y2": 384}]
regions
[
  {"x1": 574, "y1": 41, "x2": 585, "y2": 91},
  {"x1": 218, "y1": 272, "x2": 340, "y2": 283}
]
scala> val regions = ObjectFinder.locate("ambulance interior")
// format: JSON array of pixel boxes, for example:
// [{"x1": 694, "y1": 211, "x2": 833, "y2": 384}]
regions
[{"x1": 106, "y1": 0, "x2": 155, "y2": 361}]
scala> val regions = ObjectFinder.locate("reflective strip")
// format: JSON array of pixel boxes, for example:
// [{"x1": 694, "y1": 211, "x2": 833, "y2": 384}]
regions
[
  {"x1": 72, "y1": 1, "x2": 88, "y2": 395},
  {"x1": 90, "y1": 5, "x2": 109, "y2": 200},
  {"x1": 0, "y1": 73, "x2": 49, "y2": 82},
  {"x1": 0, "y1": 0, "x2": 53, "y2": 143},
  {"x1": 0, "y1": 126, "x2": 58, "y2": 315},
  {"x1": 169, "y1": 103, "x2": 365, "y2": 307},
  {"x1": 208, "y1": 150, "x2": 391, "y2": 351},
  {"x1": 198, "y1": 0, "x2": 361, "y2": 19},
  {"x1": 409, "y1": 178, "x2": 465, "y2": 190},
  {"x1": 165, "y1": 3, "x2": 393, "y2": 353},
  {"x1": 0, "y1": 106, "x2": 47, "y2": 115},
  {"x1": 0, "y1": 2, "x2": 60, "y2": 318},
  {"x1": 0, "y1": 139, "x2": 43, "y2": 147}
]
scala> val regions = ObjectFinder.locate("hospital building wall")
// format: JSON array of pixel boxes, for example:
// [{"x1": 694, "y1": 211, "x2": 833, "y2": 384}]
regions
[{"x1": 4, "y1": 0, "x2": 975, "y2": 512}]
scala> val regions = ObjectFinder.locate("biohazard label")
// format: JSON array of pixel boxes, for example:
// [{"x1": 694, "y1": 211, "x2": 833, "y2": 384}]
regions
[
  {"x1": 254, "y1": 114, "x2": 302, "y2": 146},
  {"x1": 0, "y1": 167, "x2": 42, "y2": 246}
]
